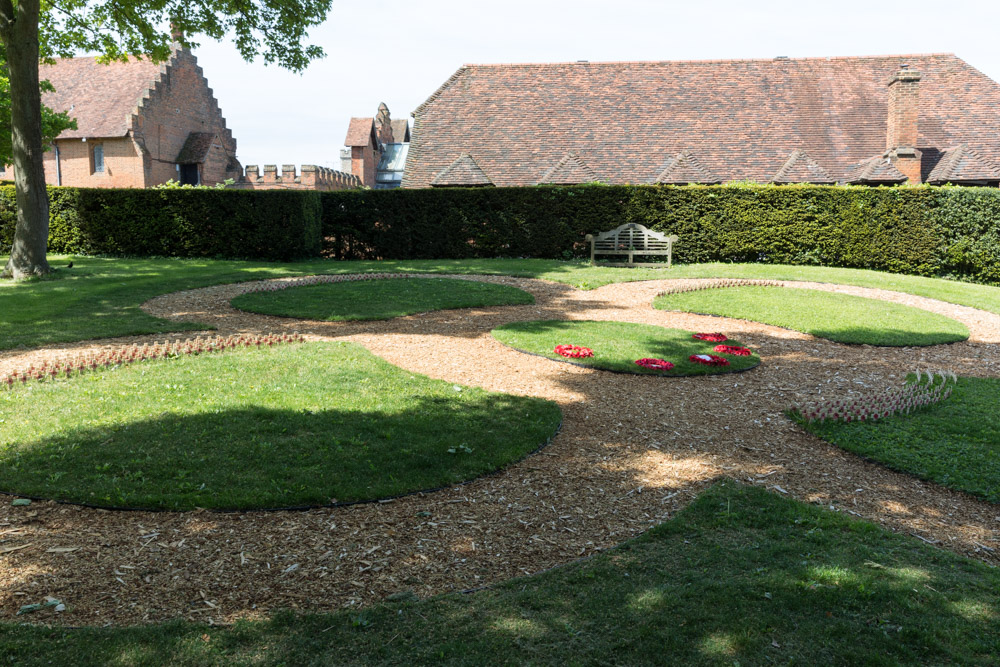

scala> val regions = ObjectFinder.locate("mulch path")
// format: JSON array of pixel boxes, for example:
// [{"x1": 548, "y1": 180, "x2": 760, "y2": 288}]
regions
[{"x1": 1, "y1": 275, "x2": 998, "y2": 626}]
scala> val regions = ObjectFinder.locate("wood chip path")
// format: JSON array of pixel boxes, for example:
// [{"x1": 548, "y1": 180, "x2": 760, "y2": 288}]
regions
[{"x1": 1, "y1": 275, "x2": 998, "y2": 626}]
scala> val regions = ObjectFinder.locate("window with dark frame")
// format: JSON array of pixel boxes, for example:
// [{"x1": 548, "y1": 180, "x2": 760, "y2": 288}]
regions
[{"x1": 92, "y1": 144, "x2": 104, "y2": 173}]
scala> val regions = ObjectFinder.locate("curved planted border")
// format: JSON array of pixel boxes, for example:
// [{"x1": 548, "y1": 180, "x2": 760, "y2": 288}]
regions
[
  {"x1": 0, "y1": 341, "x2": 562, "y2": 512},
  {"x1": 491, "y1": 320, "x2": 761, "y2": 377},
  {"x1": 653, "y1": 284, "x2": 970, "y2": 347}
]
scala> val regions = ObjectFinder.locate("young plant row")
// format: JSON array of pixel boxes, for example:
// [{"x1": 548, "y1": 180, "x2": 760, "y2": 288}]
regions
[
  {"x1": 792, "y1": 370, "x2": 958, "y2": 424},
  {"x1": 1, "y1": 333, "x2": 305, "y2": 390},
  {"x1": 656, "y1": 278, "x2": 783, "y2": 296}
]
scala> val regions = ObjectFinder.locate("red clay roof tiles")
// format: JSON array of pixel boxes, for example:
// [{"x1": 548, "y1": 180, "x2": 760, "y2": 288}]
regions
[
  {"x1": 655, "y1": 152, "x2": 721, "y2": 184},
  {"x1": 844, "y1": 155, "x2": 908, "y2": 184},
  {"x1": 538, "y1": 152, "x2": 598, "y2": 184},
  {"x1": 926, "y1": 143, "x2": 1000, "y2": 184},
  {"x1": 40, "y1": 55, "x2": 163, "y2": 139},
  {"x1": 345, "y1": 117, "x2": 377, "y2": 147},
  {"x1": 430, "y1": 153, "x2": 493, "y2": 186},
  {"x1": 404, "y1": 54, "x2": 1000, "y2": 188},
  {"x1": 772, "y1": 150, "x2": 835, "y2": 184}
]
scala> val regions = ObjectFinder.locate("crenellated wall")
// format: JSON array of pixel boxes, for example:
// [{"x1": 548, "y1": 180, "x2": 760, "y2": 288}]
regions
[{"x1": 232, "y1": 164, "x2": 362, "y2": 191}]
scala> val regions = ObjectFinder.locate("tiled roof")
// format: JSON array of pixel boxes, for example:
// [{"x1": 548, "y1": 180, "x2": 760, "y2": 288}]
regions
[
  {"x1": 538, "y1": 152, "x2": 598, "y2": 184},
  {"x1": 926, "y1": 143, "x2": 1000, "y2": 184},
  {"x1": 772, "y1": 150, "x2": 835, "y2": 184},
  {"x1": 39, "y1": 55, "x2": 163, "y2": 139},
  {"x1": 175, "y1": 132, "x2": 217, "y2": 163},
  {"x1": 844, "y1": 155, "x2": 908, "y2": 183},
  {"x1": 404, "y1": 54, "x2": 1000, "y2": 188},
  {"x1": 655, "y1": 152, "x2": 720, "y2": 184},
  {"x1": 430, "y1": 153, "x2": 493, "y2": 186},
  {"x1": 345, "y1": 117, "x2": 377, "y2": 147},
  {"x1": 391, "y1": 119, "x2": 411, "y2": 143}
]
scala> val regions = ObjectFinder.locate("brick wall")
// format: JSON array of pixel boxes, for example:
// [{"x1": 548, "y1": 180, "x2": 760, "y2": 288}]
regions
[
  {"x1": 351, "y1": 145, "x2": 380, "y2": 187},
  {"x1": 233, "y1": 164, "x2": 361, "y2": 191},
  {"x1": 886, "y1": 68, "x2": 922, "y2": 184},
  {"x1": 32, "y1": 137, "x2": 145, "y2": 188},
  {"x1": 131, "y1": 48, "x2": 237, "y2": 187}
]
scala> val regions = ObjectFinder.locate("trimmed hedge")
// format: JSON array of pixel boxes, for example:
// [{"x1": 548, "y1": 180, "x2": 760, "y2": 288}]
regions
[
  {"x1": 321, "y1": 184, "x2": 1000, "y2": 283},
  {"x1": 1, "y1": 186, "x2": 321, "y2": 261},
  {"x1": 3, "y1": 183, "x2": 1000, "y2": 283}
]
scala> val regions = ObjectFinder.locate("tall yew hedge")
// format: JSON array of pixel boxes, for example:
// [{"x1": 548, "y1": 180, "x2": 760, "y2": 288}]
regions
[
  {"x1": 3, "y1": 183, "x2": 1000, "y2": 284},
  {"x1": 321, "y1": 184, "x2": 1000, "y2": 283},
  {"x1": 1, "y1": 186, "x2": 321, "y2": 261}
]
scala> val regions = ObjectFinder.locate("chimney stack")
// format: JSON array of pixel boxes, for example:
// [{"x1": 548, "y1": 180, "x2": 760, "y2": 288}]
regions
[{"x1": 885, "y1": 65, "x2": 922, "y2": 183}]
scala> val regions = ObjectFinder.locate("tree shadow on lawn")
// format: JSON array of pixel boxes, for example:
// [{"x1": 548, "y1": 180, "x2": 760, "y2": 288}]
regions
[
  {"x1": 3, "y1": 482, "x2": 998, "y2": 665},
  {"x1": 805, "y1": 324, "x2": 968, "y2": 347},
  {"x1": 0, "y1": 396, "x2": 561, "y2": 512}
]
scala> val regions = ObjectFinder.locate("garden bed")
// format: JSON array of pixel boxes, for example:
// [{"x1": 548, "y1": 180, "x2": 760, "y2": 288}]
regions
[{"x1": 491, "y1": 320, "x2": 760, "y2": 376}]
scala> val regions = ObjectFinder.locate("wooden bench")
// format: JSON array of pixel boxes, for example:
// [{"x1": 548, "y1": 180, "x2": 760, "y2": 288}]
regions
[{"x1": 585, "y1": 223, "x2": 679, "y2": 267}]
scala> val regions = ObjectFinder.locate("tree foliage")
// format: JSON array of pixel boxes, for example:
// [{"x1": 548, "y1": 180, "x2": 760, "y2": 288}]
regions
[
  {"x1": 1, "y1": 0, "x2": 332, "y2": 277},
  {"x1": 0, "y1": 57, "x2": 77, "y2": 166},
  {"x1": 38, "y1": 0, "x2": 331, "y2": 70}
]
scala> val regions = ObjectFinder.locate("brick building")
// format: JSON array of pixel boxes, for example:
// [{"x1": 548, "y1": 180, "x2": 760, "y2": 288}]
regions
[
  {"x1": 404, "y1": 54, "x2": 1000, "y2": 188},
  {"x1": 10, "y1": 46, "x2": 242, "y2": 188},
  {"x1": 341, "y1": 103, "x2": 410, "y2": 188}
]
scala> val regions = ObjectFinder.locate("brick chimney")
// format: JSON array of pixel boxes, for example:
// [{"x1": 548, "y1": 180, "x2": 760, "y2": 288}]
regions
[
  {"x1": 375, "y1": 102, "x2": 394, "y2": 145},
  {"x1": 885, "y1": 65, "x2": 922, "y2": 183}
]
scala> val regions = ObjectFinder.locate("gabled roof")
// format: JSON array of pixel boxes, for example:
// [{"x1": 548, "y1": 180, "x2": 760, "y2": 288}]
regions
[
  {"x1": 772, "y1": 150, "x2": 835, "y2": 183},
  {"x1": 39, "y1": 55, "x2": 163, "y2": 138},
  {"x1": 845, "y1": 155, "x2": 908, "y2": 184},
  {"x1": 430, "y1": 153, "x2": 493, "y2": 186},
  {"x1": 538, "y1": 152, "x2": 598, "y2": 184},
  {"x1": 926, "y1": 143, "x2": 1000, "y2": 184},
  {"x1": 176, "y1": 132, "x2": 218, "y2": 163},
  {"x1": 405, "y1": 54, "x2": 1000, "y2": 188},
  {"x1": 345, "y1": 117, "x2": 378, "y2": 147},
  {"x1": 655, "y1": 152, "x2": 720, "y2": 184},
  {"x1": 391, "y1": 119, "x2": 411, "y2": 143}
]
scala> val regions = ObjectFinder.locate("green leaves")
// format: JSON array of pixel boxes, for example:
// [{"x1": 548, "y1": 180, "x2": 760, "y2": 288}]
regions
[
  {"x1": 0, "y1": 61, "x2": 76, "y2": 165},
  {"x1": 39, "y1": 0, "x2": 332, "y2": 71}
]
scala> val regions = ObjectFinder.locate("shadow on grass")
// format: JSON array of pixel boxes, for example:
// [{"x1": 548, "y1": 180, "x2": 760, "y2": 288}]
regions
[
  {"x1": 806, "y1": 325, "x2": 968, "y2": 347},
  {"x1": 0, "y1": 396, "x2": 561, "y2": 511},
  {"x1": 3, "y1": 482, "x2": 997, "y2": 665}
]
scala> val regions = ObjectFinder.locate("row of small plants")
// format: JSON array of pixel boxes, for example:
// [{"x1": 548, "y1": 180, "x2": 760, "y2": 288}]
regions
[
  {"x1": 791, "y1": 370, "x2": 957, "y2": 423},
  {"x1": 553, "y1": 332, "x2": 753, "y2": 371},
  {"x1": 655, "y1": 277, "x2": 783, "y2": 295},
  {"x1": 1, "y1": 333, "x2": 305, "y2": 389}
]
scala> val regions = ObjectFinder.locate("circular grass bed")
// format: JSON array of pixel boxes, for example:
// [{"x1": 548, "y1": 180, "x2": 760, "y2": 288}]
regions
[
  {"x1": 653, "y1": 286, "x2": 969, "y2": 346},
  {"x1": 491, "y1": 320, "x2": 760, "y2": 376},
  {"x1": 231, "y1": 277, "x2": 534, "y2": 321},
  {"x1": 0, "y1": 342, "x2": 561, "y2": 510},
  {"x1": 796, "y1": 376, "x2": 1000, "y2": 503}
]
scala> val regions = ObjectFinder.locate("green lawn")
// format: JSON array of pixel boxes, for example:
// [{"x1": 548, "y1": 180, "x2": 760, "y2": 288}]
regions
[
  {"x1": 655, "y1": 285, "x2": 970, "y2": 346},
  {"x1": 3, "y1": 482, "x2": 998, "y2": 665},
  {"x1": 2, "y1": 255, "x2": 1000, "y2": 350},
  {"x1": 231, "y1": 277, "x2": 534, "y2": 321},
  {"x1": 492, "y1": 320, "x2": 760, "y2": 375},
  {"x1": 0, "y1": 342, "x2": 560, "y2": 510},
  {"x1": 799, "y1": 377, "x2": 1000, "y2": 503}
]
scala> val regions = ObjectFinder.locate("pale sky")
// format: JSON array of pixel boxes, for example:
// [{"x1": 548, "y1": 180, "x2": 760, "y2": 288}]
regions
[{"x1": 189, "y1": 0, "x2": 1000, "y2": 171}]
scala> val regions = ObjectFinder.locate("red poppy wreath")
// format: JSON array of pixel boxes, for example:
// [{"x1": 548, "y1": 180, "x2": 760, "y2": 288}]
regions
[
  {"x1": 635, "y1": 358, "x2": 674, "y2": 371},
  {"x1": 692, "y1": 332, "x2": 728, "y2": 342},
  {"x1": 554, "y1": 344, "x2": 594, "y2": 359},
  {"x1": 689, "y1": 353, "x2": 730, "y2": 366},
  {"x1": 714, "y1": 344, "x2": 752, "y2": 356}
]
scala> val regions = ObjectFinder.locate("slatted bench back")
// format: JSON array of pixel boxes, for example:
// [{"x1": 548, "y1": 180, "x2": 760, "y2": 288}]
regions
[{"x1": 585, "y1": 223, "x2": 679, "y2": 267}]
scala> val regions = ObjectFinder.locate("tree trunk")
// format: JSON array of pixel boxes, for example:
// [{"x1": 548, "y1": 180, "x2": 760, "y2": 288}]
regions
[{"x1": 1, "y1": 0, "x2": 50, "y2": 279}]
